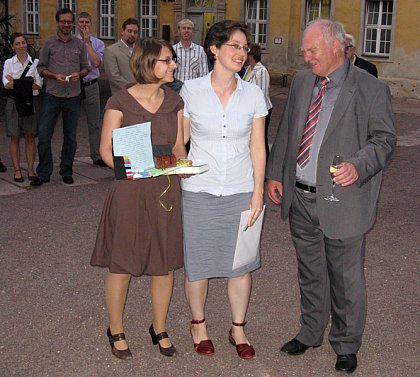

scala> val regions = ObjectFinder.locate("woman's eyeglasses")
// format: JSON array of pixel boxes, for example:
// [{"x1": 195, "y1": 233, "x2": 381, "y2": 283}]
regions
[
  {"x1": 223, "y1": 43, "x2": 251, "y2": 53},
  {"x1": 155, "y1": 57, "x2": 177, "y2": 65}
]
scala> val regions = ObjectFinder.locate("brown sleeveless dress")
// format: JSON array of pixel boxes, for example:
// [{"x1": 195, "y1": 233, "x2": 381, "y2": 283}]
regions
[{"x1": 90, "y1": 86, "x2": 184, "y2": 276}]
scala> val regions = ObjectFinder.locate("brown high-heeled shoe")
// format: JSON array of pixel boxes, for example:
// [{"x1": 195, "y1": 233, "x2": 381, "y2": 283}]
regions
[
  {"x1": 106, "y1": 327, "x2": 132, "y2": 360},
  {"x1": 228, "y1": 321, "x2": 255, "y2": 359},
  {"x1": 190, "y1": 318, "x2": 215, "y2": 356}
]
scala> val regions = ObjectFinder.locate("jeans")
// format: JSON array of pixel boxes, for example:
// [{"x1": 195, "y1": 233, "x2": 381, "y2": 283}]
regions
[
  {"x1": 81, "y1": 82, "x2": 101, "y2": 162},
  {"x1": 36, "y1": 93, "x2": 81, "y2": 179}
]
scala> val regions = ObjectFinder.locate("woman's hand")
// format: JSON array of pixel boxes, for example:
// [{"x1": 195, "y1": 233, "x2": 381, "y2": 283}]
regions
[
  {"x1": 247, "y1": 191, "x2": 264, "y2": 227},
  {"x1": 5, "y1": 75, "x2": 14, "y2": 89}
]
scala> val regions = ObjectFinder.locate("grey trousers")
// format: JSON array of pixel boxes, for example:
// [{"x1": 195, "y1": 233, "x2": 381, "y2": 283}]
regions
[
  {"x1": 289, "y1": 188, "x2": 367, "y2": 355},
  {"x1": 81, "y1": 82, "x2": 101, "y2": 162}
]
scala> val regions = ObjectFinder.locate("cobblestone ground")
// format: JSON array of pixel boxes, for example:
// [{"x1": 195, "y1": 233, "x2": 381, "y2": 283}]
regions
[{"x1": 0, "y1": 81, "x2": 418, "y2": 377}]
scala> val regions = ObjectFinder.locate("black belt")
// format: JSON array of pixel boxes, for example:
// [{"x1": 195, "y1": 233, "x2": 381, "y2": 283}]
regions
[
  {"x1": 296, "y1": 181, "x2": 316, "y2": 193},
  {"x1": 83, "y1": 79, "x2": 97, "y2": 87}
]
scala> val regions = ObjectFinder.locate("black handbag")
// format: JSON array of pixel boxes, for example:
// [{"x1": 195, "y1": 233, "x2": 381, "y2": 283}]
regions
[{"x1": 9, "y1": 59, "x2": 35, "y2": 117}]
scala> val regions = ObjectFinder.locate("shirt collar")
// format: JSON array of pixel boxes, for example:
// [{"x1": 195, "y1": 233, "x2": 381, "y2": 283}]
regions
[
  {"x1": 12, "y1": 53, "x2": 31, "y2": 64},
  {"x1": 323, "y1": 59, "x2": 349, "y2": 88},
  {"x1": 55, "y1": 33, "x2": 74, "y2": 42}
]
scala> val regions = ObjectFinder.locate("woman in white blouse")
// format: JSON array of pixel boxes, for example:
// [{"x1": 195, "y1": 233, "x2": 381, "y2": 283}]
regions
[
  {"x1": 180, "y1": 20, "x2": 267, "y2": 359},
  {"x1": 2, "y1": 33, "x2": 42, "y2": 182}
]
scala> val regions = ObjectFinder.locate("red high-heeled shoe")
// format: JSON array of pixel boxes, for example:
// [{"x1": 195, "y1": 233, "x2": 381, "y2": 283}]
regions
[
  {"x1": 190, "y1": 318, "x2": 215, "y2": 356},
  {"x1": 228, "y1": 321, "x2": 255, "y2": 359}
]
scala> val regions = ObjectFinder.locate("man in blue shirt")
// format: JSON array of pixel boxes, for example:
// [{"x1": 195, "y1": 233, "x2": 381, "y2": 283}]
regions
[{"x1": 77, "y1": 12, "x2": 106, "y2": 167}]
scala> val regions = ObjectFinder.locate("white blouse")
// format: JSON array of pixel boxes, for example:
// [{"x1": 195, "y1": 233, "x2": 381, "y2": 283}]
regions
[
  {"x1": 2, "y1": 54, "x2": 43, "y2": 96},
  {"x1": 181, "y1": 72, "x2": 267, "y2": 196}
]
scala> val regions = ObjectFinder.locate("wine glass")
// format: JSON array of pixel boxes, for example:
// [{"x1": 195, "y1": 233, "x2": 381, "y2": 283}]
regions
[{"x1": 324, "y1": 155, "x2": 344, "y2": 202}]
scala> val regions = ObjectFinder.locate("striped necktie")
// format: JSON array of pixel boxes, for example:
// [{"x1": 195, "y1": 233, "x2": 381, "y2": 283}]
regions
[{"x1": 297, "y1": 77, "x2": 328, "y2": 167}]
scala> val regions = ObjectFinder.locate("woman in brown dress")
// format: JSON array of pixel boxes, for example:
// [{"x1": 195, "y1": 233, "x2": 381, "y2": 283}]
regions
[{"x1": 90, "y1": 37, "x2": 186, "y2": 360}]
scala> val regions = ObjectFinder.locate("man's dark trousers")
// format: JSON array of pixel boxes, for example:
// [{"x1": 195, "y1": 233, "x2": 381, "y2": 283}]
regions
[{"x1": 36, "y1": 93, "x2": 81, "y2": 180}]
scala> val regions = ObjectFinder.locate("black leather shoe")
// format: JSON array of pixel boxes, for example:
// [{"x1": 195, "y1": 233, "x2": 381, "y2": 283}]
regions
[
  {"x1": 149, "y1": 324, "x2": 176, "y2": 356},
  {"x1": 335, "y1": 354, "x2": 357, "y2": 373},
  {"x1": 280, "y1": 338, "x2": 320, "y2": 355},
  {"x1": 107, "y1": 328, "x2": 132, "y2": 360},
  {"x1": 0, "y1": 160, "x2": 7, "y2": 172},
  {"x1": 30, "y1": 177, "x2": 50, "y2": 186},
  {"x1": 62, "y1": 176, "x2": 74, "y2": 184},
  {"x1": 14, "y1": 174, "x2": 24, "y2": 183},
  {"x1": 94, "y1": 158, "x2": 108, "y2": 167}
]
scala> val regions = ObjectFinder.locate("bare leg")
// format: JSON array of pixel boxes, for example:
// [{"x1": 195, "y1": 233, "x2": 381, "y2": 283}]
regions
[
  {"x1": 10, "y1": 136, "x2": 21, "y2": 177},
  {"x1": 105, "y1": 272, "x2": 131, "y2": 350},
  {"x1": 150, "y1": 272, "x2": 174, "y2": 348},
  {"x1": 185, "y1": 277, "x2": 210, "y2": 343},
  {"x1": 227, "y1": 273, "x2": 252, "y2": 344},
  {"x1": 24, "y1": 133, "x2": 36, "y2": 176}
]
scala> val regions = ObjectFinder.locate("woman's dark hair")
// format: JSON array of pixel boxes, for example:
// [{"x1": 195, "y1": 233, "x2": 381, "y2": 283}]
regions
[
  {"x1": 10, "y1": 32, "x2": 27, "y2": 46},
  {"x1": 130, "y1": 37, "x2": 176, "y2": 84},
  {"x1": 248, "y1": 43, "x2": 262, "y2": 62},
  {"x1": 204, "y1": 20, "x2": 250, "y2": 65}
]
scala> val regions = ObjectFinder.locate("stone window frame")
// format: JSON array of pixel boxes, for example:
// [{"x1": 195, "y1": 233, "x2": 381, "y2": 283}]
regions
[
  {"x1": 139, "y1": 0, "x2": 159, "y2": 38},
  {"x1": 99, "y1": 0, "x2": 116, "y2": 40},
  {"x1": 363, "y1": 0, "x2": 394, "y2": 57},
  {"x1": 24, "y1": 0, "x2": 40, "y2": 35}
]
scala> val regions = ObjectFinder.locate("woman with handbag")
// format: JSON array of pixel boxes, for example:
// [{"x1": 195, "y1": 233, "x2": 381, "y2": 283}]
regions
[{"x1": 2, "y1": 32, "x2": 42, "y2": 182}]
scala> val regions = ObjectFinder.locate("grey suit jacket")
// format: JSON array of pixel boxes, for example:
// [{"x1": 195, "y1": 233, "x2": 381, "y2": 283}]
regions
[
  {"x1": 266, "y1": 64, "x2": 396, "y2": 239},
  {"x1": 104, "y1": 40, "x2": 135, "y2": 95}
]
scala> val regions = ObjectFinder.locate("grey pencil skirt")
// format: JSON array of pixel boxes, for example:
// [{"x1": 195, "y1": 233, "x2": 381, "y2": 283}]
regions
[{"x1": 182, "y1": 190, "x2": 261, "y2": 281}]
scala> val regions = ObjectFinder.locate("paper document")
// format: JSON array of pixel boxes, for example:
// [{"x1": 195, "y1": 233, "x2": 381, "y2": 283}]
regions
[
  {"x1": 112, "y1": 122, "x2": 155, "y2": 171},
  {"x1": 232, "y1": 206, "x2": 266, "y2": 270}
]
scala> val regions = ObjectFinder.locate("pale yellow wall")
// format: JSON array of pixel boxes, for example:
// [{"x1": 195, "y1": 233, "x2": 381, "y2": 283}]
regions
[
  {"x1": 225, "y1": 0, "x2": 241, "y2": 19},
  {"x1": 160, "y1": 1, "x2": 176, "y2": 41},
  {"x1": 265, "y1": 0, "x2": 294, "y2": 70},
  {"x1": 334, "y1": 0, "x2": 361, "y2": 34}
]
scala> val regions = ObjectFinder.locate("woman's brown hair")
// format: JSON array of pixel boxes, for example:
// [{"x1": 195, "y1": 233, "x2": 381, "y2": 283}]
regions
[{"x1": 130, "y1": 37, "x2": 176, "y2": 84}]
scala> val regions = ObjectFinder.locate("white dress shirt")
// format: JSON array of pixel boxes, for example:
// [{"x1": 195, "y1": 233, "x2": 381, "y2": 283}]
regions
[
  {"x1": 180, "y1": 72, "x2": 267, "y2": 196},
  {"x1": 2, "y1": 54, "x2": 43, "y2": 95}
]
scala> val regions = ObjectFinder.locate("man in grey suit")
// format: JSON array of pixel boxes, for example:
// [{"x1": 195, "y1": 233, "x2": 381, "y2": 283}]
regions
[
  {"x1": 104, "y1": 18, "x2": 139, "y2": 95},
  {"x1": 266, "y1": 19, "x2": 396, "y2": 374}
]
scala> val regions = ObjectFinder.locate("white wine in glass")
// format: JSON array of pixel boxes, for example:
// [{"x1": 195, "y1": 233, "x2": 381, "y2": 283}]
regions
[{"x1": 324, "y1": 155, "x2": 344, "y2": 202}]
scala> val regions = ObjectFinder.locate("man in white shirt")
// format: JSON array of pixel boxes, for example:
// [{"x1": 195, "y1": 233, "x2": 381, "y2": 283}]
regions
[{"x1": 173, "y1": 19, "x2": 208, "y2": 82}]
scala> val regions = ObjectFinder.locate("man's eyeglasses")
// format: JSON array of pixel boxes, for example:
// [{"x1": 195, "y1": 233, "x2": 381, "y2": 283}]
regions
[
  {"x1": 59, "y1": 20, "x2": 74, "y2": 24},
  {"x1": 223, "y1": 43, "x2": 251, "y2": 53},
  {"x1": 155, "y1": 57, "x2": 177, "y2": 65}
]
